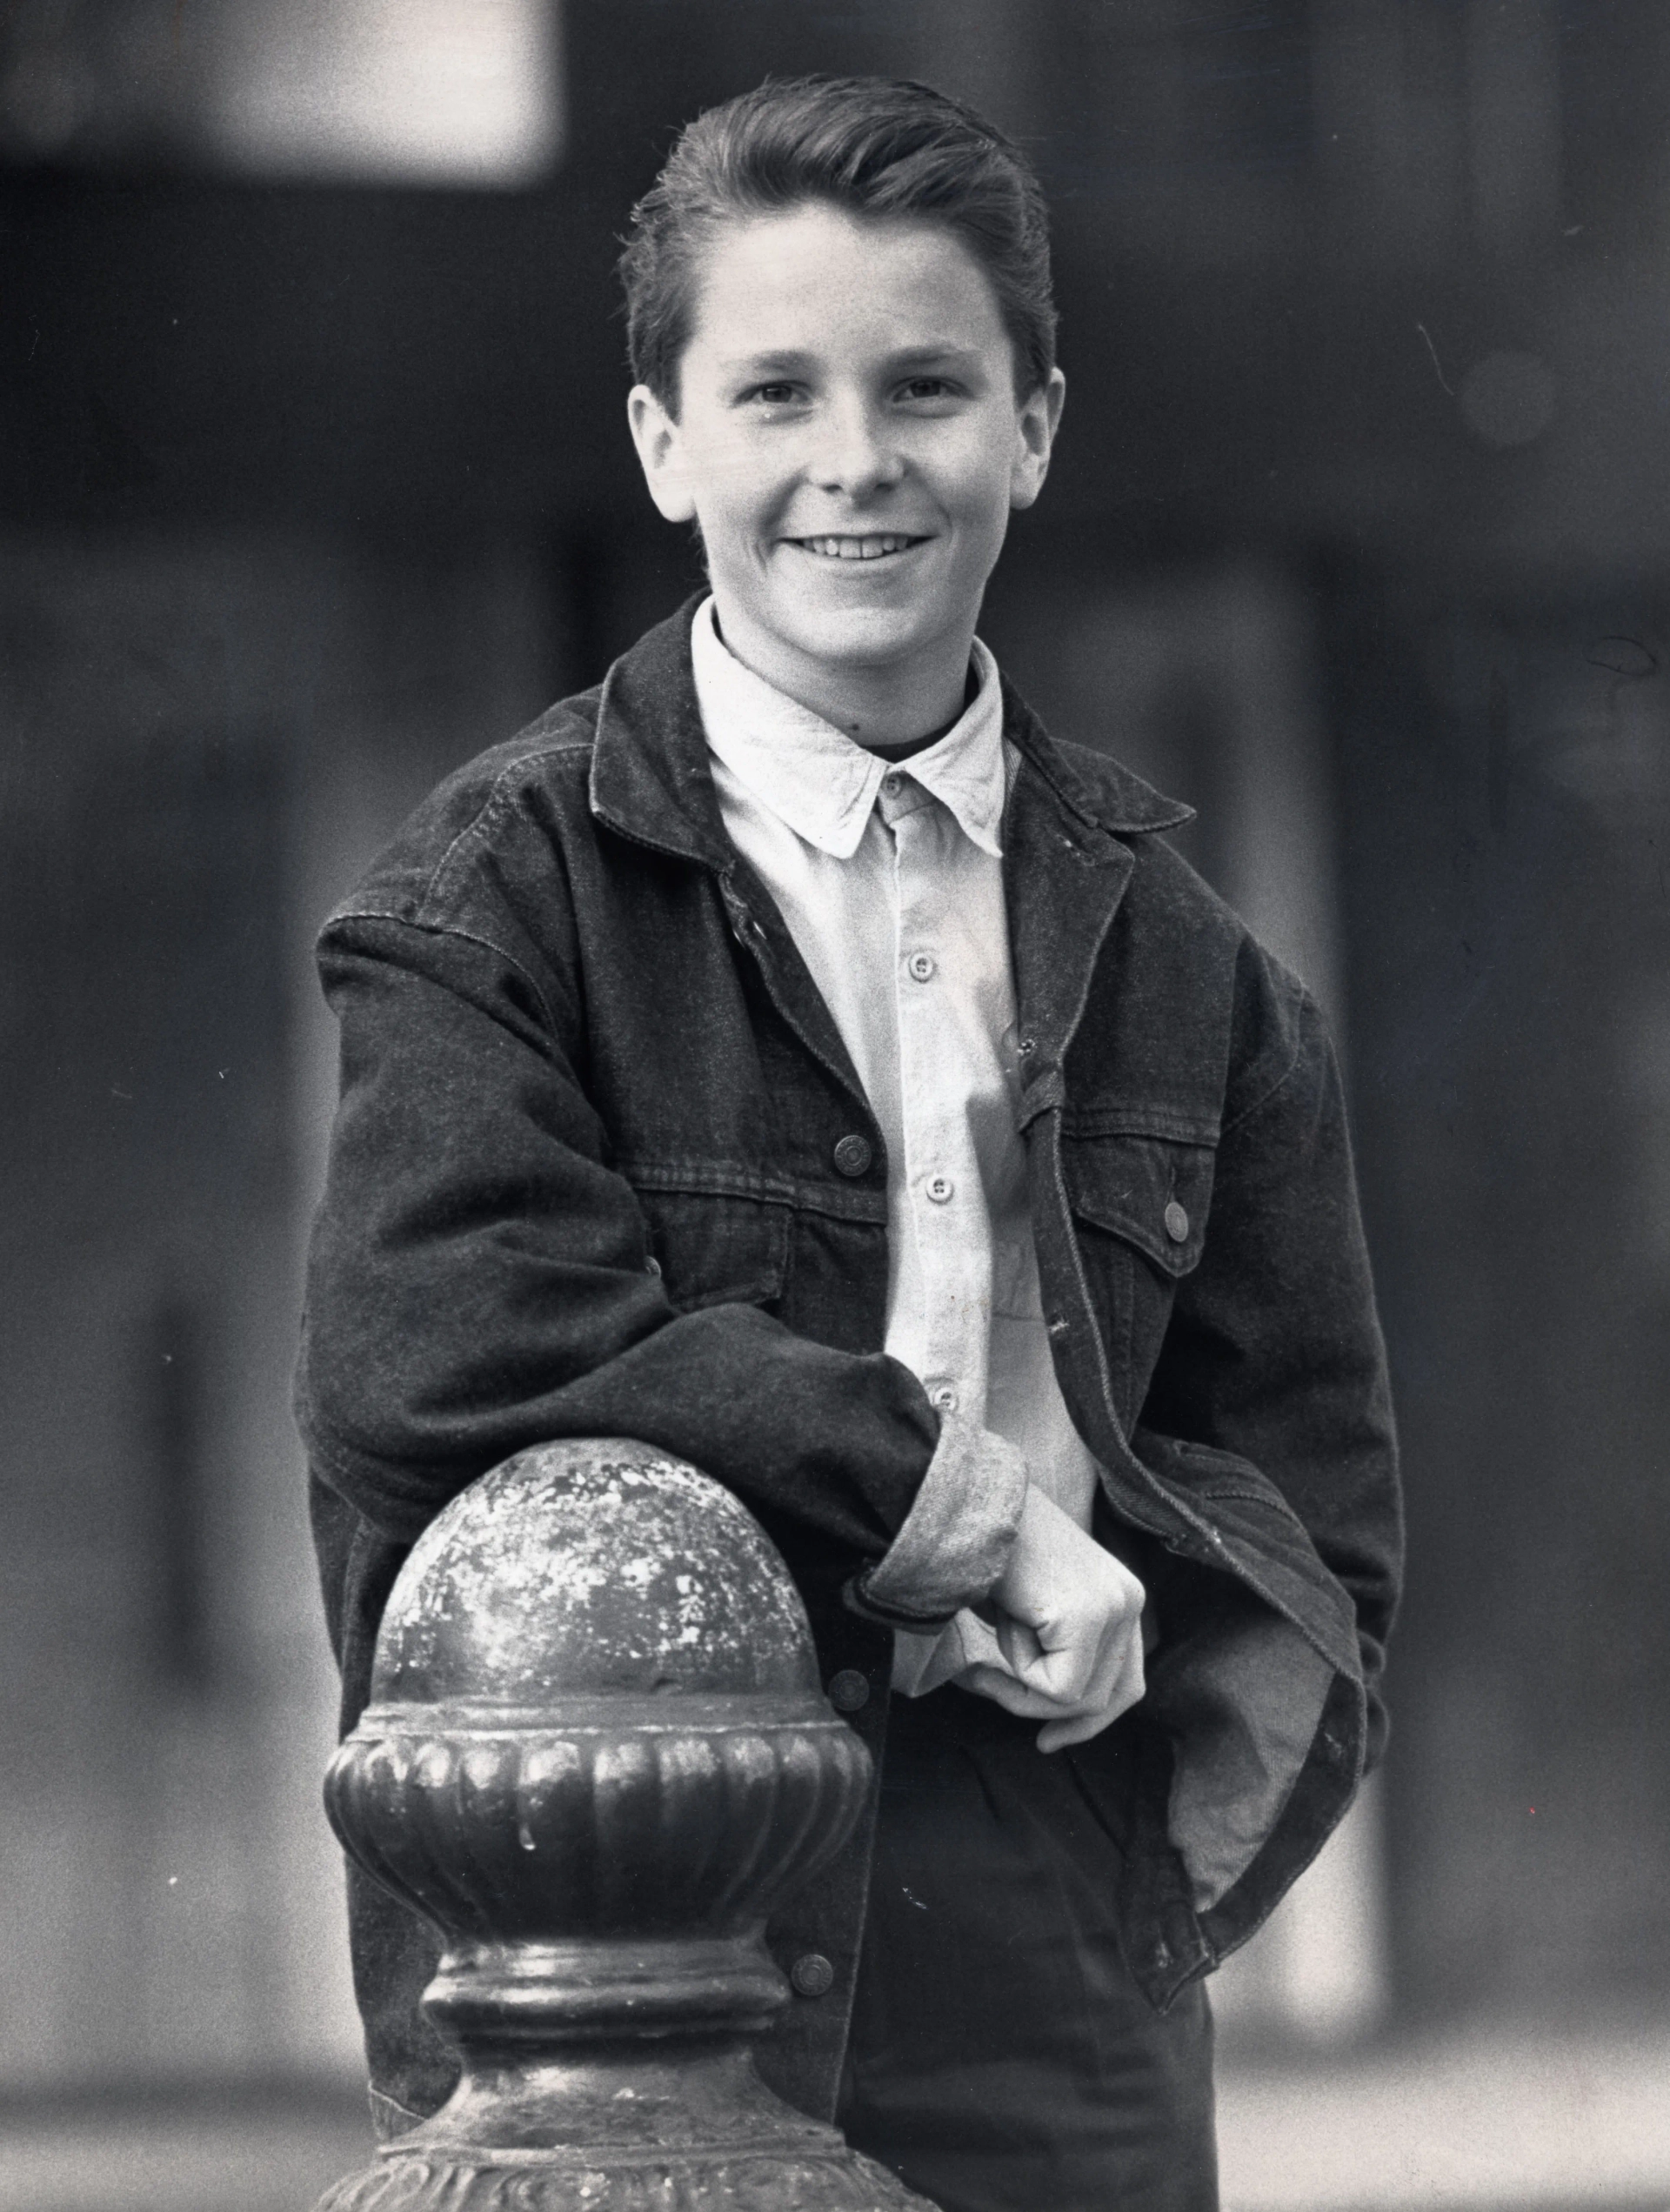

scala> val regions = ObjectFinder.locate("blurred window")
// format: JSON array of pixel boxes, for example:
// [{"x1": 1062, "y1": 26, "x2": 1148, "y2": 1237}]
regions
[
  {"x1": 0, "y1": 0, "x2": 564, "y2": 185},
  {"x1": 208, "y1": 0, "x2": 564, "y2": 185}
]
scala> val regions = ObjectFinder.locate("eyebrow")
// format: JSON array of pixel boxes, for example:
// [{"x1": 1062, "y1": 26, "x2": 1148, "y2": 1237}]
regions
[{"x1": 717, "y1": 344, "x2": 985, "y2": 376}]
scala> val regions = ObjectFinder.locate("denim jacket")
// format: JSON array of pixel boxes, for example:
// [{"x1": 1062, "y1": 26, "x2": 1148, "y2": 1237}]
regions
[{"x1": 297, "y1": 601, "x2": 1401, "y2": 2129}]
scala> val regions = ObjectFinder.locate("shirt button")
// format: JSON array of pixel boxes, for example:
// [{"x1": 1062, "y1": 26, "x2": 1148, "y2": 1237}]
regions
[
  {"x1": 828, "y1": 1668, "x2": 870, "y2": 1713},
  {"x1": 906, "y1": 950, "x2": 937, "y2": 983},
  {"x1": 791, "y1": 1953, "x2": 835, "y2": 1998},
  {"x1": 929, "y1": 1383, "x2": 958, "y2": 1414},
  {"x1": 832, "y1": 1134, "x2": 873, "y2": 1178},
  {"x1": 1164, "y1": 1200, "x2": 1190, "y2": 1243},
  {"x1": 925, "y1": 1173, "x2": 954, "y2": 1204},
  {"x1": 882, "y1": 772, "x2": 905, "y2": 797}
]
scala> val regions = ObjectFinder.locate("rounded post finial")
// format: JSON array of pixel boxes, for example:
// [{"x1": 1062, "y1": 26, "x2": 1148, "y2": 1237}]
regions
[{"x1": 314, "y1": 1438, "x2": 938, "y2": 2210}]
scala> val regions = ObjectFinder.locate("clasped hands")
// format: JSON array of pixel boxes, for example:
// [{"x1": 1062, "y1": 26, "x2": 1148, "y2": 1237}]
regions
[{"x1": 959, "y1": 1484, "x2": 1146, "y2": 1752}]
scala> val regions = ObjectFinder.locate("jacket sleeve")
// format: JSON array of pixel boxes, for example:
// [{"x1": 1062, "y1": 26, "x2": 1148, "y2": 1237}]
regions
[
  {"x1": 1139, "y1": 948, "x2": 1404, "y2": 1770},
  {"x1": 295, "y1": 910, "x2": 1022, "y2": 1606}
]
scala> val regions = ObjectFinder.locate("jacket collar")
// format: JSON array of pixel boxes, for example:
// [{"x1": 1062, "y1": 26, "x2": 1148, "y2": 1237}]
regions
[
  {"x1": 590, "y1": 595, "x2": 1193, "y2": 863},
  {"x1": 999, "y1": 675, "x2": 1195, "y2": 843},
  {"x1": 589, "y1": 598, "x2": 738, "y2": 872}
]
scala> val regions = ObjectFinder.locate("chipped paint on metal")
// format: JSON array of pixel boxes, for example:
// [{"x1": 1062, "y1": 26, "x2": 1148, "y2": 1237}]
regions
[{"x1": 373, "y1": 1440, "x2": 822, "y2": 1707}]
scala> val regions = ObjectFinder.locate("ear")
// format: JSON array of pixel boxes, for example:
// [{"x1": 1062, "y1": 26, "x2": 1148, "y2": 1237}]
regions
[
  {"x1": 1010, "y1": 368, "x2": 1066, "y2": 511},
  {"x1": 628, "y1": 384, "x2": 698, "y2": 525}
]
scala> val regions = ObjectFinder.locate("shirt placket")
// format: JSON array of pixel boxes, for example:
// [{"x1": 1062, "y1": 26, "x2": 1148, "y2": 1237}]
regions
[{"x1": 879, "y1": 773, "x2": 992, "y2": 1431}]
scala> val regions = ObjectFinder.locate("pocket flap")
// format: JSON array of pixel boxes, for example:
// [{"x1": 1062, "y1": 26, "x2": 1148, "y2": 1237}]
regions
[{"x1": 1062, "y1": 1132, "x2": 1216, "y2": 1277}]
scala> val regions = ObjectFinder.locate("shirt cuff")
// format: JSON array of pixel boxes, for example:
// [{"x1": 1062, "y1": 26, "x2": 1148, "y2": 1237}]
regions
[{"x1": 843, "y1": 1413, "x2": 1028, "y2": 1631}]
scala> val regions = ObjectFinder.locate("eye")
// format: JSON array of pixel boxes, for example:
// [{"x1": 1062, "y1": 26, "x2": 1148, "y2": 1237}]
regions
[
  {"x1": 896, "y1": 376, "x2": 961, "y2": 405},
  {"x1": 743, "y1": 381, "x2": 803, "y2": 407}
]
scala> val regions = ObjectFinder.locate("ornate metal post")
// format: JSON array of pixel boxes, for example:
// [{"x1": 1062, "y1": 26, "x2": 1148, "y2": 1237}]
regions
[{"x1": 314, "y1": 1438, "x2": 937, "y2": 2210}]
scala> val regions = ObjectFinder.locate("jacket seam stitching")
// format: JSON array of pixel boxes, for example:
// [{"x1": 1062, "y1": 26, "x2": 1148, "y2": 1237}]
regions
[
  {"x1": 418, "y1": 746, "x2": 584, "y2": 920},
  {"x1": 1062, "y1": 1110, "x2": 1222, "y2": 1146},
  {"x1": 327, "y1": 911, "x2": 564, "y2": 1043},
  {"x1": 1068, "y1": 1209, "x2": 1199, "y2": 1276},
  {"x1": 1219, "y1": 1032, "x2": 1304, "y2": 1140},
  {"x1": 620, "y1": 1160, "x2": 890, "y2": 1223},
  {"x1": 1045, "y1": 1108, "x2": 1202, "y2": 1538},
  {"x1": 620, "y1": 1159, "x2": 797, "y2": 1204}
]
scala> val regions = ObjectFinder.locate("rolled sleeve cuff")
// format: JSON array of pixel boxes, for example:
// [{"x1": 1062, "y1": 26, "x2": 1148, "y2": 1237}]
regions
[{"x1": 843, "y1": 1413, "x2": 1028, "y2": 1631}]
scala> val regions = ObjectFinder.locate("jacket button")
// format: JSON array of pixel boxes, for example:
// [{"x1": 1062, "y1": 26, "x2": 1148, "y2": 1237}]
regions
[
  {"x1": 1164, "y1": 1200, "x2": 1190, "y2": 1243},
  {"x1": 791, "y1": 1953, "x2": 835, "y2": 1997},
  {"x1": 828, "y1": 1668, "x2": 870, "y2": 1712},
  {"x1": 832, "y1": 1134, "x2": 872, "y2": 1177}
]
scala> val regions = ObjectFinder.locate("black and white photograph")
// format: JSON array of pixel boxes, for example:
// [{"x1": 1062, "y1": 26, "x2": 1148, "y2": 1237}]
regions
[{"x1": 1, "y1": 6, "x2": 1667, "y2": 2211}]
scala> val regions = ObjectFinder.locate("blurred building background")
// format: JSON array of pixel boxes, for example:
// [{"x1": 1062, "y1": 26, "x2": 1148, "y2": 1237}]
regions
[{"x1": 3, "y1": 2, "x2": 1670, "y2": 2206}]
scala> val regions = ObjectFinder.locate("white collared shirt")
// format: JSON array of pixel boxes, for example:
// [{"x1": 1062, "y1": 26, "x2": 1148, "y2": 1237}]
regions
[{"x1": 691, "y1": 598, "x2": 1102, "y2": 1693}]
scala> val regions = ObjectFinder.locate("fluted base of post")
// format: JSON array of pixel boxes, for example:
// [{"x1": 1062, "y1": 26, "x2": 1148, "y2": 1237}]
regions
[
  {"x1": 316, "y1": 2039, "x2": 939, "y2": 2211},
  {"x1": 317, "y1": 2138, "x2": 935, "y2": 2211}
]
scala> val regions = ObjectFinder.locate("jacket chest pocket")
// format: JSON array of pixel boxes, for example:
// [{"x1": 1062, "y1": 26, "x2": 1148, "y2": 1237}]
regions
[
  {"x1": 1060, "y1": 1130, "x2": 1217, "y2": 1420},
  {"x1": 631, "y1": 1180, "x2": 791, "y2": 1313}
]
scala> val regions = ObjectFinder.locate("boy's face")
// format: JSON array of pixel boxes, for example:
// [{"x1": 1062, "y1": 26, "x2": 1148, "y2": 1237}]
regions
[{"x1": 629, "y1": 204, "x2": 1064, "y2": 708}]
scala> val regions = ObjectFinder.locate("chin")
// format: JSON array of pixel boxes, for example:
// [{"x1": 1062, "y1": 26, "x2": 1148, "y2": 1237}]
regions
[{"x1": 780, "y1": 601, "x2": 939, "y2": 671}]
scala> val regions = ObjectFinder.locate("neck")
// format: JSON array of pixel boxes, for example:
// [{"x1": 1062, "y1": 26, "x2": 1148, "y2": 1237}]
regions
[{"x1": 710, "y1": 602, "x2": 977, "y2": 753}]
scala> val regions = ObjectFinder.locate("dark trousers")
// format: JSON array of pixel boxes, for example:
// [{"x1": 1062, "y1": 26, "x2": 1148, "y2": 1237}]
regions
[{"x1": 838, "y1": 1687, "x2": 1218, "y2": 2212}]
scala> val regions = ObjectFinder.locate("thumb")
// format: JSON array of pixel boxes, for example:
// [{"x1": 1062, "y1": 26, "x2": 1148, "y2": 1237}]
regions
[{"x1": 996, "y1": 1616, "x2": 1045, "y2": 1676}]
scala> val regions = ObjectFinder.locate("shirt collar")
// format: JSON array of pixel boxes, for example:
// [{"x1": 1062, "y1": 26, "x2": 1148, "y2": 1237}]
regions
[{"x1": 690, "y1": 596, "x2": 1007, "y2": 860}]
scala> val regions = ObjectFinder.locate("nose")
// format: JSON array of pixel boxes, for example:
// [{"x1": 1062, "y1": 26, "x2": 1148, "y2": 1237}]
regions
[{"x1": 810, "y1": 396, "x2": 905, "y2": 500}]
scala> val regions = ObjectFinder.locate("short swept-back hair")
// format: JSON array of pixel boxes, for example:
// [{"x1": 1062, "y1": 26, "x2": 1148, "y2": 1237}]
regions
[{"x1": 619, "y1": 75, "x2": 1058, "y2": 409}]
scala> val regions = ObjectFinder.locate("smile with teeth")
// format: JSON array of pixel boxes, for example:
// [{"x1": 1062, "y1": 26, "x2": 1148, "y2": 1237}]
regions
[{"x1": 790, "y1": 533, "x2": 926, "y2": 560}]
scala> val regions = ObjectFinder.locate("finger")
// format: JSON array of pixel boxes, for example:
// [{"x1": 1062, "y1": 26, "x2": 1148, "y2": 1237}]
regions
[
  {"x1": 1012, "y1": 1635, "x2": 1098, "y2": 1707},
  {"x1": 1040, "y1": 1654, "x2": 1144, "y2": 1751},
  {"x1": 995, "y1": 1616, "x2": 1045, "y2": 1675},
  {"x1": 1035, "y1": 1644, "x2": 1147, "y2": 1754},
  {"x1": 994, "y1": 1603, "x2": 1102, "y2": 1705},
  {"x1": 1038, "y1": 1704, "x2": 1123, "y2": 1752},
  {"x1": 959, "y1": 1663, "x2": 1082, "y2": 1719}
]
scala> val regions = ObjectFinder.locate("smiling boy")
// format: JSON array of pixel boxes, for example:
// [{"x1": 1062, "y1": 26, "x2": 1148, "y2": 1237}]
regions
[
  {"x1": 299, "y1": 76, "x2": 1401, "y2": 2212},
  {"x1": 628, "y1": 200, "x2": 1059, "y2": 755}
]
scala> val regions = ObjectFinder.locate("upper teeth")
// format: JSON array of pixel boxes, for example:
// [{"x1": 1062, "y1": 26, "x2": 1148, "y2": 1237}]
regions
[{"x1": 799, "y1": 535, "x2": 916, "y2": 559}]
